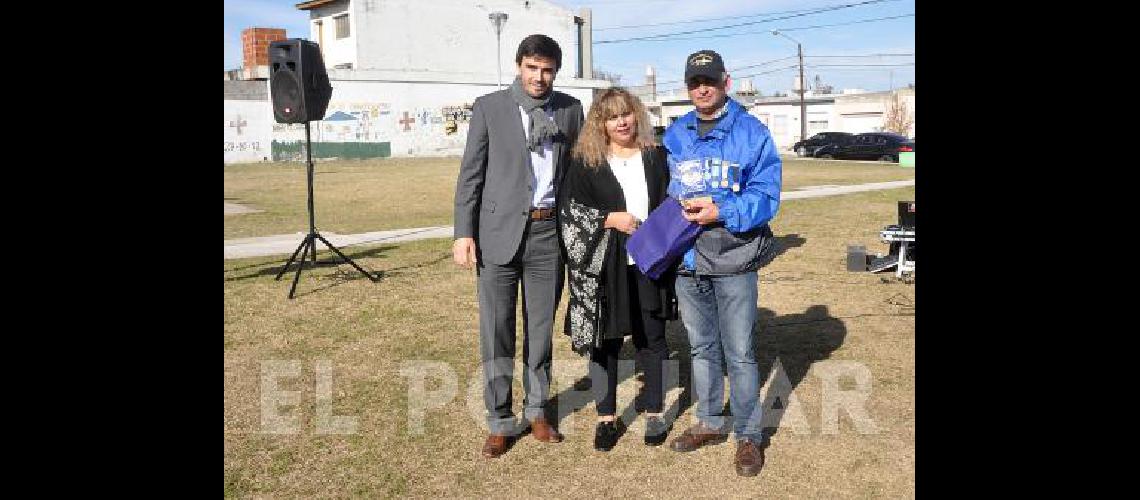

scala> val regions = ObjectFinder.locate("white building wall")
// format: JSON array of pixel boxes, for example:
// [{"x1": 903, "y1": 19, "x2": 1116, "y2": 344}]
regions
[
  {"x1": 835, "y1": 113, "x2": 883, "y2": 135},
  {"x1": 224, "y1": 75, "x2": 602, "y2": 163},
  {"x1": 224, "y1": 0, "x2": 610, "y2": 163},
  {"x1": 833, "y1": 90, "x2": 915, "y2": 137},
  {"x1": 307, "y1": 1, "x2": 356, "y2": 68},
  {"x1": 306, "y1": 78, "x2": 597, "y2": 157},
  {"x1": 224, "y1": 100, "x2": 274, "y2": 163},
  {"x1": 351, "y1": 0, "x2": 580, "y2": 79},
  {"x1": 750, "y1": 103, "x2": 808, "y2": 151}
]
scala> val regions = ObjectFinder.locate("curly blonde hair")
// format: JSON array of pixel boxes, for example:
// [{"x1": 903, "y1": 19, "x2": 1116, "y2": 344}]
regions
[{"x1": 571, "y1": 87, "x2": 655, "y2": 169}]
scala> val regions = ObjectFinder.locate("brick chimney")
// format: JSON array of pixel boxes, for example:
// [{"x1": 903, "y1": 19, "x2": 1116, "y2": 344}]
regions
[{"x1": 241, "y1": 27, "x2": 287, "y2": 79}]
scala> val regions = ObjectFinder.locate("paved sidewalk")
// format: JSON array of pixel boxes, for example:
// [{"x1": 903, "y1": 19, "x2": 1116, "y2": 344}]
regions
[
  {"x1": 224, "y1": 226, "x2": 453, "y2": 260},
  {"x1": 224, "y1": 179, "x2": 914, "y2": 260}
]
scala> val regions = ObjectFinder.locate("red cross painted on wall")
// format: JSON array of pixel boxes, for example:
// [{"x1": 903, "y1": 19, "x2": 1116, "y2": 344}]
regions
[
  {"x1": 399, "y1": 111, "x2": 414, "y2": 131},
  {"x1": 229, "y1": 115, "x2": 247, "y2": 135}
]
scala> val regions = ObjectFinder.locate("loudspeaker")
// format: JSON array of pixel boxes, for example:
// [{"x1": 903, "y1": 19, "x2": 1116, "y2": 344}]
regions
[{"x1": 269, "y1": 39, "x2": 333, "y2": 123}]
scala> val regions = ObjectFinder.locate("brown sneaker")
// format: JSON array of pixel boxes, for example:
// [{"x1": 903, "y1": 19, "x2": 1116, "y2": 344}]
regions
[
  {"x1": 482, "y1": 434, "x2": 509, "y2": 458},
  {"x1": 735, "y1": 439, "x2": 765, "y2": 476},
  {"x1": 668, "y1": 422, "x2": 727, "y2": 452},
  {"x1": 529, "y1": 416, "x2": 564, "y2": 443}
]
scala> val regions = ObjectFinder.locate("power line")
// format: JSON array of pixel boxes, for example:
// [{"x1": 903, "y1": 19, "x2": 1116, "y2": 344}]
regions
[
  {"x1": 647, "y1": 54, "x2": 911, "y2": 87},
  {"x1": 777, "y1": 13, "x2": 915, "y2": 32},
  {"x1": 653, "y1": 65, "x2": 801, "y2": 95},
  {"x1": 598, "y1": 13, "x2": 915, "y2": 43},
  {"x1": 806, "y1": 53, "x2": 914, "y2": 58},
  {"x1": 652, "y1": 55, "x2": 798, "y2": 86},
  {"x1": 735, "y1": 65, "x2": 803, "y2": 79},
  {"x1": 806, "y1": 63, "x2": 916, "y2": 67},
  {"x1": 650, "y1": 63, "x2": 912, "y2": 94},
  {"x1": 733, "y1": 55, "x2": 800, "y2": 72},
  {"x1": 595, "y1": 0, "x2": 897, "y2": 44},
  {"x1": 593, "y1": 0, "x2": 901, "y2": 31},
  {"x1": 595, "y1": 6, "x2": 822, "y2": 31}
]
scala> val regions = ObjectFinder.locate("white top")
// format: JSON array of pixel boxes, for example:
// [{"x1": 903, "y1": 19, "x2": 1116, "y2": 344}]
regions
[
  {"x1": 608, "y1": 150, "x2": 649, "y2": 265},
  {"x1": 519, "y1": 106, "x2": 556, "y2": 208}
]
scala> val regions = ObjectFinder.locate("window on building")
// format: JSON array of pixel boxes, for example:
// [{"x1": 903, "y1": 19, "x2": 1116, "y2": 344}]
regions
[
  {"x1": 335, "y1": 14, "x2": 350, "y2": 39},
  {"x1": 809, "y1": 120, "x2": 829, "y2": 132}
]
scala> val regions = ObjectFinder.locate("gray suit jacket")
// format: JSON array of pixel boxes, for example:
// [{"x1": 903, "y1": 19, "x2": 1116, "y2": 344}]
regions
[{"x1": 453, "y1": 89, "x2": 585, "y2": 265}]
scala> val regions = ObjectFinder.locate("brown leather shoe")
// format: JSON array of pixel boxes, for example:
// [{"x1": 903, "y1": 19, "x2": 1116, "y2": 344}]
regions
[
  {"x1": 482, "y1": 434, "x2": 509, "y2": 458},
  {"x1": 668, "y1": 423, "x2": 727, "y2": 452},
  {"x1": 735, "y1": 439, "x2": 765, "y2": 477},
  {"x1": 529, "y1": 416, "x2": 564, "y2": 443}
]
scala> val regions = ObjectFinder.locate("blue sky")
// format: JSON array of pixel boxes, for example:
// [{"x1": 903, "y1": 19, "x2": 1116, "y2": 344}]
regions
[{"x1": 224, "y1": 0, "x2": 915, "y2": 95}]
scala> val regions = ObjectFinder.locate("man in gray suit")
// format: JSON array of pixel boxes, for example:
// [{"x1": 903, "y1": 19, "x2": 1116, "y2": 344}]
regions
[{"x1": 453, "y1": 34, "x2": 584, "y2": 458}]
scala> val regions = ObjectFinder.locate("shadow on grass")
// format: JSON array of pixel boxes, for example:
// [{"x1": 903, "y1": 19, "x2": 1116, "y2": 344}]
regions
[
  {"x1": 756, "y1": 305, "x2": 847, "y2": 444},
  {"x1": 771, "y1": 233, "x2": 807, "y2": 260},
  {"x1": 541, "y1": 302, "x2": 845, "y2": 450},
  {"x1": 224, "y1": 244, "x2": 450, "y2": 284}
]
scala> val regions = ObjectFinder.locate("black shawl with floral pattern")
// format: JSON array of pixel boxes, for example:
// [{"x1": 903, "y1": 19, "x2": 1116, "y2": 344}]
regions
[{"x1": 558, "y1": 146, "x2": 677, "y2": 355}]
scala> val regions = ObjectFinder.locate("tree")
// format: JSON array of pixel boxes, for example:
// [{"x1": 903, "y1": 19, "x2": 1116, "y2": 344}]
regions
[{"x1": 881, "y1": 92, "x2": 914, "y2": 136}]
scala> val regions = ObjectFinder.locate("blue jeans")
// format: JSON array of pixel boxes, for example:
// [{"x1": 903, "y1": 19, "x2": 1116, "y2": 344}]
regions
[{"x1": 675, "y1": 271, "x2": 762, "y2": 442}]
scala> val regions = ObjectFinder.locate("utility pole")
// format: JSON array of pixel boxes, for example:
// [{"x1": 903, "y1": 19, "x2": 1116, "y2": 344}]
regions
[
  {"x1": 773, "y1": 30, "x2": 807, "y2": 144},
  {"x1": 796, "y1": 41, "x2": 806, "y2": 143}
]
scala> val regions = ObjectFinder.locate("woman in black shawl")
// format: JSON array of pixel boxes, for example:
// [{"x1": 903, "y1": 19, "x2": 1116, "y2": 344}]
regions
[{"x1": 559, "y1": 87, "x2": 677, "y2": 451}]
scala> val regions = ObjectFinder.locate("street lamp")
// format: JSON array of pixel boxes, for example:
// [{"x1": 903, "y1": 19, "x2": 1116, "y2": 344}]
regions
[
  {"x1": 489, "y1": 12, "x2": 509, "y2": 89},
  {"x1": 772, "y1": 30, "x2": 807, "y2": 145}
]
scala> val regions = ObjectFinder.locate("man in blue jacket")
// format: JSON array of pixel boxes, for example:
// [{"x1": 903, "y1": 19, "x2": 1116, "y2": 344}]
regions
[{"x1": 663, "y1": 50, "x2": 782, "y2": 477}]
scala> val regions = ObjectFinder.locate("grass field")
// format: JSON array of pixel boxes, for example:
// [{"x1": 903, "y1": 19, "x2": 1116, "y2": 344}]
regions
[
  {"x1": 224, "y1": 158, "x2": 915, "y2": 497},
  {"x1": 224, "y1": 157, "x2": 914, "y2": 240}
]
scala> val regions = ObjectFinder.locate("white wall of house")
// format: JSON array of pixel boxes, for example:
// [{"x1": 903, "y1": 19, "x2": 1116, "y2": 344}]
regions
[
  {"x1": 303, "y1": 76, "x2": 598, "y2": 157},
  {"x1": 833, "y1": 89, "x2": 915, "y2": 137},
  {"x1": 224, "y1": 100, "x2": 274, "y2": 163},
  {"x1": 224, "y1": 74, "x2": 602, "y2": 163},
  {"x1": 750, "y1": 103, "x2": 819, "y2": 151},
  {"x1": 312, "y1": 0, "x2": 581, "y2": 80},
  {"x1": 307, "y1": 1, "x2": 356, "y2": 68},
  {"x1": 659, "y1": 101, "x2": 693, "y2": 127},
  {"x1": 225, "y1": 0, "x2": 611, "y2": 163}
]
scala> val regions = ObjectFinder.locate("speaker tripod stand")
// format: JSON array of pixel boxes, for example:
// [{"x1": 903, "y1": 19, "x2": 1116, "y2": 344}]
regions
[{"x1": 274, "y1": 121, "x2": 378, "y2": 298}]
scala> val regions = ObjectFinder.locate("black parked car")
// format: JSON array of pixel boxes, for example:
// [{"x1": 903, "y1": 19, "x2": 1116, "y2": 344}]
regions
[
  {"x1": 792, "y1": 132, "x2": 854, "y2": 157},
  {"x1": 814, "y1": 132, "x2": 915, "y2": 162}
]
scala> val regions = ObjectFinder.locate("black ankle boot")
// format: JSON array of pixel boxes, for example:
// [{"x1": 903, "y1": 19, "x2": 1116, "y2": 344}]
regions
[{"x1": 594, "y1": 420, "x2": 620, "y2": 451}]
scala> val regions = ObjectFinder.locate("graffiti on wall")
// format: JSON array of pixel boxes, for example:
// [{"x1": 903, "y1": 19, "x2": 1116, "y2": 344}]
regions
[
  {"x1": 226, "y1": 113, "x2": 256, "y2": 152},
  {"x1": 440, "y1": 104, "x2": 473, "y2": 123},
  {"x1": 267, "y1": 103, "x2": 396, "y2": 161},
  {"x1": 441, "y1": 103, "x2": 473, "y2": 135},
  {"x1": 225, "y1": 108, "x2": 271, "y2": 163},
  {"x1": 315, "y1": 102, "x2": 395, "y2": 143},
  {"x1": 392, "y1": 106, "x2": 469, "y2": 153},
  {"x1": 230, "y1": 99, "x2": 479, "y2": 161},
  {"x1": 224, "y1": 141, "x2": 262, "y2": 152}
]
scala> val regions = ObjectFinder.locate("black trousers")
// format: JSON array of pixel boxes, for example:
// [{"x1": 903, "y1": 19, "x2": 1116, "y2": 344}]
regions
[{"x1": 589, "y1": 265, "x2": 668, "y2": 416}]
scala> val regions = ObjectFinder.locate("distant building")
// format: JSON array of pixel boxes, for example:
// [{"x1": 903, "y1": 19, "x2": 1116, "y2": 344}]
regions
[
  {"x1": 633, "y1": 62, "x2": 916, "y2": 152},
  {"x1": 752, "y1": 88, "x2": 915, "y2": 151},
  {"x1": 224, "y1": 0, "x2": 611, "y2": 163}
]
